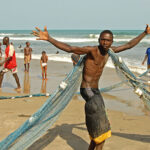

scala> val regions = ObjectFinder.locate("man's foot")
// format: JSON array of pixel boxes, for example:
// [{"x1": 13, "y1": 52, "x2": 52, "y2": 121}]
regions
[
  {"x1": 45, "y1": 78, "x2": 48, "y2": 80},
  {"x1": 14, "y1": 88, "x2": 21, "y2": 92}
]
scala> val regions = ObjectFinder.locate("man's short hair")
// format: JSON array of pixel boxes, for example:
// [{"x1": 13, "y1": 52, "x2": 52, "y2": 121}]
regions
[
  {"x1": 99, "y1": 30, "x2": 113, "y2": 39},
  {"x1": 3, "y1": 36, "x2": 9, "y2": 41},
  {"x1": 42, "y1": 51, "x2": 46, "y2": 54}
]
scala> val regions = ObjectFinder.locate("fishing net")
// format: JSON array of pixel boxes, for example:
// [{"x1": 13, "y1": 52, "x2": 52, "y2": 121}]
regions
[
  {"x1": 0, "y1": 57, "x2": 84, "y2": 150},
  {"x1": 108, "y1": 49, "x2": 150, "y2": 110}
]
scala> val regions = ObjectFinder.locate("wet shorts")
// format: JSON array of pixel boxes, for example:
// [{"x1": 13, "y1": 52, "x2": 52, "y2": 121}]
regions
[
  {"x1": 80, "y1": 88, "x2": 111, "y2": 144},
  {"x1": 1, "y1": 67, "x2": 17, "y2": 74},
  {"x1": 24, "y1": 55, "x2": 31, "y2": 64}
]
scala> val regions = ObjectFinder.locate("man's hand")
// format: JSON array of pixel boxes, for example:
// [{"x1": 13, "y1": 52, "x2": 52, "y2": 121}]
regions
[
  {"x1": 32, "y1": 26, "x2": 50, "y2": 41},
  {"x1": 145, "y1": 24, "x2": 150, "y2": 34}
]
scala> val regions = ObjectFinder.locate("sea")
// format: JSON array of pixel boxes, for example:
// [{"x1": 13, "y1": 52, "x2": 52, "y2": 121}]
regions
[{"x1": 0, "y1": 29, "x2": 150, "y2": 74}]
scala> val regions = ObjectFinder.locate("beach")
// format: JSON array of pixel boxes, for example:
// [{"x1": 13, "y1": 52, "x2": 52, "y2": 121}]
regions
[{"x1": 0, "y1": 58, "x2": 150, "y2": 150}]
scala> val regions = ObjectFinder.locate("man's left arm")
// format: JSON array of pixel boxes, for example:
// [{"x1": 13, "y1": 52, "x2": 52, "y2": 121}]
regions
[
  {"x1": 30, "y1": 48, "x2": 32, "y2": 60},
  {"x1": 112, "y1": 24, "x2": 150, "y2": 53}
]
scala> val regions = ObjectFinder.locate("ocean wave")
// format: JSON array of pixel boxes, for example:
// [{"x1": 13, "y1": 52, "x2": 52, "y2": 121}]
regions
[
  {"x1": 16, "y1": 53, "x2": 72, "y2": 63},
  {"x1": 0, "y1": 33, "x2": 15, "y2": 36}
]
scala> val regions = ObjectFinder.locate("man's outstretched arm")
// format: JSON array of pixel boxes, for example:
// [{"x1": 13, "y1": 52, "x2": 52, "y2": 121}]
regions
[
  {"x1": 112, "y1": 24, "x2": 150, "y2": 53},
  {"x1": 32, "y1": 26, "x2": 93, "y2": 55}
]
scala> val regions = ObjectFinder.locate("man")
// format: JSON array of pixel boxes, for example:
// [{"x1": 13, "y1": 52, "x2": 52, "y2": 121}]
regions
[
  {"x1": 24, "y1": 41, "x2": 32, "y2": 72},
  {"x1": 0, "y1": 37, "x2": 21, "y2": 91},
  {"x1": 32, "y1": 25, "x2": 150, "y2": 150},
  {"x1": 142, "y1": 47, "x2": 150, "y2": 71}
]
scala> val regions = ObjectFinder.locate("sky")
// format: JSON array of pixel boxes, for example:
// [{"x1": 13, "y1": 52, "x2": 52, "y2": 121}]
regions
[{"x1": 0, "y1": 0, "x2": 150, "y2": 30}]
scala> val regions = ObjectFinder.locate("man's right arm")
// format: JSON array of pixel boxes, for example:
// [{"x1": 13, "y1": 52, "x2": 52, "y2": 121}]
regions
[{"x1": 32, "y1": 26, "x2": 93, "y2": 55}]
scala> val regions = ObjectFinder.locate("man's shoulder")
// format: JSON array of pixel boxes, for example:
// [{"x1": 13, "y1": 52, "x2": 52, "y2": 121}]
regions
[{"x1": 9, "y1": 44, "x2": 15, "y2": 51}]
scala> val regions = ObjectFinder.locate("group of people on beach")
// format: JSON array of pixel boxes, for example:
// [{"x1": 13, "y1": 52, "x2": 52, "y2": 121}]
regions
[
  {"x1": 0, "y1": 38, "x2": 49, "y2": 92},
  {"x1": 0, "y1": 25, "x2": 150, "y2": 150}
]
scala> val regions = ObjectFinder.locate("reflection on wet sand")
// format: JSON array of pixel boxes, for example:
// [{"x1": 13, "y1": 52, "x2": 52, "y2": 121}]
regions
[
  {"x1": 23, "y1": 72, "x2": 30, "y2": 94},
  {"x1": 41, "y1": 80, "x2": 47, "y2": 94}
]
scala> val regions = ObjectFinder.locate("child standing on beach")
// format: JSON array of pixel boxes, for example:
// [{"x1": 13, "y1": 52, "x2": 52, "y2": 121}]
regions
[
  {"x1": 24, "y1": 42, "x2": 32, "y2": 72},
  {"x1": 40, "y1": 51, "x2": 48, "y2": 80}
]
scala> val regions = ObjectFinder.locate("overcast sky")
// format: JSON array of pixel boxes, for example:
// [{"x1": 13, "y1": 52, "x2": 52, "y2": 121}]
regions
[{"x1": 0, "y1": 0, "x2": 150, "y2": 30}]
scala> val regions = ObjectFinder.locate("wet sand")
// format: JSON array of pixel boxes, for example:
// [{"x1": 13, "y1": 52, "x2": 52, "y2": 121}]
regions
[{"x1": 0, "y1": 58, "x2": 150, "y2": 150}]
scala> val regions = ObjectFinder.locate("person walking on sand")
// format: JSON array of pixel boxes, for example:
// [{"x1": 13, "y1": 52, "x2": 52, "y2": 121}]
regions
[
  {"x1": 71, "y1": 53, "x2": 80, "y2": 66},
  {"x1": 24, "y1": 41, "x2": 32, "y2": 72},
  {"x1": 32, "y1": 25, "x2": 150, "y2": 150},
  {"x1": 142, "y1": 47, "x2": 150, "y2": 71},
  {"x1": 40, "y1": 51, "x2": 48, "y2": 80},
  {"x1": 0, "y1": 37, "x2": 21, "y2": 91}
]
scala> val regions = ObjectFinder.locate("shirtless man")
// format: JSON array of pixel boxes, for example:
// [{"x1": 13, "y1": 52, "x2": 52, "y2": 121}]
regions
[
  {"x1": 24, "y1": 41, "x2": 32, "y2": 72},
  {"x1": 40, "y1": 51, "x2": 48, "y2": 80},
  {"x1": 32, "y1": 25, "x2": 150, "y2": 150},
  {"x1": 0, "y1": 37, "x2": 21, "y2": 91}
]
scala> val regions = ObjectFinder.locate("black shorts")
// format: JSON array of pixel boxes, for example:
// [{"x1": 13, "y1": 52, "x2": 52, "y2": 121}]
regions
[{"x1": 80, "y1": 88, "x2": 111, "y2": 143}]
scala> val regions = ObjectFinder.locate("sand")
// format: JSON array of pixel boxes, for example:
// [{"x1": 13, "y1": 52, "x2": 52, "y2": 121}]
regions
[{"x1": 0, "y1": 58, "x2": 150, "y2": 150}]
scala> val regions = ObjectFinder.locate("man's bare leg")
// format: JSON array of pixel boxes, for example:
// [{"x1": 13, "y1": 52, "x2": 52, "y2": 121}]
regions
[
  {"x1": 13, "y1": 73, "x2": 21, "y2": 90},
  {"x1": 95, "y1": 141, "x2": 105, "y2": 150},
  {"x1": 24, "y1": 64, "x2": 27, "y2": 72},
  {"x1": 88, "y1": 140, "x2": 105, "y2": 150},
  {"x1": 88, "y1": 140, "x2": 96, "y2": 150},
  {"x1": 27, "y1": 63, "x2": 30, "y2": 72}
]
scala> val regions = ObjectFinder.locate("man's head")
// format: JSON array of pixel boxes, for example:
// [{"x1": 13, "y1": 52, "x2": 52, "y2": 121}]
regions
[
  {"x1": 42, "y1": 51, "x2": 46, "y2": 55},
  {"x1": 98, "y1": 30, "x2": 113, "y2": 51},
  {"x1": 26, "y1": 41, "x2": 30, "y2": 47},
  {"x1": 3, "y1": 37, "x2": 9, "y2": 45}
]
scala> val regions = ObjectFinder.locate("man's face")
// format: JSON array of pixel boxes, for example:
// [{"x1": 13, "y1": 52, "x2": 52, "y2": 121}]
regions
[
  {"x1": 99, "y1": 33, "x2": 113, "y2": 51},
  {"x1": 26, "y1": 42, "x2": 30, "y2": 46},
  {"x1": 3, "y1": 38, "x2": 6, "y2": 45}
]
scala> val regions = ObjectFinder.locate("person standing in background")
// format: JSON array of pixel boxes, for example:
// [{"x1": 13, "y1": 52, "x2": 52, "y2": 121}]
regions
[
  {"x1": 71, "y1": 53, "x2": 80, "y2": 66},
  {"x1": 40, "y1": 51, "x2": 48, "y2": 80},
  {"x1": 0, "y1": 37, "x2": 21, "y2": 91},
  {"x1": 24, "y1": 41, "x2": 32, "y2": 72},
  {"x1": 142, "y1": 47, "x2": 150, "y2": 71}
]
